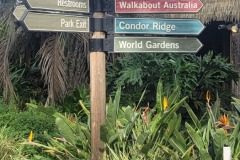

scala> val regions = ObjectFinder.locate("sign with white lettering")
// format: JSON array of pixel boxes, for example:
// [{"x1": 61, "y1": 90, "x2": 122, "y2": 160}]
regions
[
  {"x1": 115, "y1": 18, "x2": 205, "y2": 35},
  {"x1": 114, "y1": 37, "x2": 203, "y2": 53},
  {"x1": 13, "y1": 5, "x2": 27, "y2": 21},
  {"x1": 23, "y1": 0, "x2": 89, "y2": 13},
  {"x1": 115, "y1": 0, "x2": 203, "y2": 13},
  {"x1": 21, "y1": 12, "x2": 89, "y2": 32}
]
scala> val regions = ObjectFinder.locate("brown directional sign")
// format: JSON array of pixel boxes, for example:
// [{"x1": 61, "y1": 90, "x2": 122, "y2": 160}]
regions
[
  {"x1": 21, "y1": 11, "x2": 89, "y2": 33},
  {"x1": 13, "y1": 5, "x2": 27, "y2": 21},
  {"x1": 23, "y1": 0, "x2": 89, "y2": 13},
  {"x1": 114, "y1": 37, "x2": 203, "y2": 53}
]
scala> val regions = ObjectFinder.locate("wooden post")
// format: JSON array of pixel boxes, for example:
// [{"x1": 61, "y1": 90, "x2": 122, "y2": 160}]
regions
[{"x1": 90, "y1": 12, "x2": 106, "y2": 160}]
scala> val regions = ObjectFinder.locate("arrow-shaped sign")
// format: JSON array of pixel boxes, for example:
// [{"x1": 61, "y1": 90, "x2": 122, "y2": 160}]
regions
[
  {"x1": 115, "y1": 18, "x2": 205, "y2": 35},
  {"x1": 23, "y1": 0, "x2": 89, "y2": 13},
  {"x1": 13, "y1": 5, "x2": 27, "y2": 21},
  {"x1": 114, "y1": 37, "x2": 203, "y2": 53},
  {"x1": 20, "y1": 11, "x2": 89, "y2": 33},
  {"x1": 115, "y1": 0, "x2": 203, "y2": 13}
]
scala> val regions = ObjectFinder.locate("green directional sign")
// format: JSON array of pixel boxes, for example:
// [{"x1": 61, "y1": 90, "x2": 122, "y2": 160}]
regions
[
  {"x1": 21, "y1": 12, "x2": 89, "y2": 33},
  {"x1": 23, "y1": 0, "x2": 89, "y2": 13},
  {"x1": 115, "y1": 18, "x2": 205, "y2": 35},
  {"x1": 114, "y1": 37, "x2": 203, "y2": 53},
  {"x1": 13, "y1": 5, "x2": 27, "y2": 21}
]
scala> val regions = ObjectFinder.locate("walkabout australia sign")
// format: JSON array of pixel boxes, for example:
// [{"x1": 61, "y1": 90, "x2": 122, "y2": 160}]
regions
[{"x1": 115, "y1": 0, "x2": 203, "y2": 13}]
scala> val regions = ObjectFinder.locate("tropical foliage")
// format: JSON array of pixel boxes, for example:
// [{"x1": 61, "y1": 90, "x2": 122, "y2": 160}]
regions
[
  {"x1": 1, "y1": 1, "x2": 240, "y2": 160},
  {"x1": 17, "y1": 81, "x2": 240, "y2": 160},
  {"x1": 0, "y1": 1, "x2": 90, "y2": 106},
  {"x1": 107, "y1": 52, "x2": 239, "y2": 106}
]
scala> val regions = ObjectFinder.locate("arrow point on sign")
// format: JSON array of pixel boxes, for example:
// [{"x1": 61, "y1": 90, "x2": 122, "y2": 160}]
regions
[
  {"x1": 13, "y1": 5, "x2": 27, "y2": 21},
  {"x1": 195, "y1": 38, "x2": 203, "y2": 52},
  {"x1": 197, "y1": 0, "x2": 204, "y2": 12}
]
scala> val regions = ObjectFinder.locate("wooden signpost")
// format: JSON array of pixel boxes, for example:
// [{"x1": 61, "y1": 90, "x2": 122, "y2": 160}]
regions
[{"x1": 13, "y1": 0, "x2": 205, "y2": 159}]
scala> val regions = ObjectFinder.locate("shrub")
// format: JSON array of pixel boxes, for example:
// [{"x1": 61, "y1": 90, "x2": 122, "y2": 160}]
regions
[
  {"x1": 0, "y1": 126, "x2": 28, "y2": 160},
  {"x1": 107, "y1": 52, "x2": 239, "y2": 107},
  {"x1": 0, "y1": 98, "x2": 58, "y2": 157}
]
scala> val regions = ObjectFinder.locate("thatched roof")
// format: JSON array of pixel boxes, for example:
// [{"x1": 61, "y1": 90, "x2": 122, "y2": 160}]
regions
[
  {"x1": 128, "y1": 0, "x2": 240, "y2": 24},
  {"x1": 162, "y1": 0, "x2": 240, "y2": 24}
]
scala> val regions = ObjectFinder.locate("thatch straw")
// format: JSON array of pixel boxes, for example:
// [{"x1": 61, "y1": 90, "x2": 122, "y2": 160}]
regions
[
  {"x1": 163, "y1": 0, "x2": 240, "y2": 24},
  {"x1": 125, "y1": 0, "x2": 240, "y2": 24}
]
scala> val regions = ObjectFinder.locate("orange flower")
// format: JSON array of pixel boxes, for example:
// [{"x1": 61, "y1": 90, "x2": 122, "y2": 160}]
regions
[
  {"x1": 216, "y1": 114, "x2": 234, "y2": 133},
  {"x1": 218, "y1": 114, "x2": 229, "y2": 126},
  {"x1": 206, "y1": 90, "x2": 210, "y2": 103},
  {"x1": 163, "y1": 96, "x2": 168, "y2": 110}
]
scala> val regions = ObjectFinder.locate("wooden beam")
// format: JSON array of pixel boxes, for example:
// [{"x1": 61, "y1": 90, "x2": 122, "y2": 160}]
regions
[{"x1": 90, "y1": 12, "x2": 106, "y2": 160}]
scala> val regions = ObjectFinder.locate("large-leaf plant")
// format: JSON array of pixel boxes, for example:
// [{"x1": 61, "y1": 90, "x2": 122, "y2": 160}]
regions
[{"x1": 101, "y1": 81, "x2": 189, "y2": 159}]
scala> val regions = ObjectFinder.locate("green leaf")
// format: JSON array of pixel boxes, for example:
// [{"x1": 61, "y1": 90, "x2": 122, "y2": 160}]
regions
[
  {"x1": 168, "y1": 130, "x2": 186, "y2": 154},
  {"x1": 185, "y1": 122, "x2": 206, "y2": 151},
  {"x1": 168, "y1": 85, "x2": 180, "y2": 107},
  {"x1": 150, "y1": 96, "x2": 188, "y2": 139},
  {"x1": 106, "y1": 87, "x2": 121, "y2": 130},
  {"x1": 55, "y1": 117, "x2": 76, "y2": 144},
  {"x1": 109, "y1": 133, "x2": 120, "y2": 144},
  {"x1": 181, "y1": 145, "x2": 194, "y2": 160},
  {"x1": 199, "y1": 149, "x2": 212, "y2": 160},
  {"x1": 233, "y1": 141, "x2": 240, "y2": 159},
  {"x1": 185, "y1": 103, "x2": 201, "y2": 130},
  {"x1": 231, "y1": 97, "x2": 240, "y2": 113},
  {"x1": 137, "y1": 132, "x2": 149, "y2": 145},
  {"x1": 141, "y1": 142, "x2": 153, "y2": 155},
  {"x1": 155, "y1": 81, "x2": 163, "y2": 112},
  {"x1": 212, "y1": 128, "x2": 229, "y2": 158},
  {"x1": 229, "y1": 120, "x2": 240, "y2": 145},
  {"x1": 158, "y1": 144, "x2": 179, "y2": 159},
  {"x1": 202, "y1": 119, "x2": 211, "y2": 147},
  {"x1": 163, "y1": 113, "x2": 177, "y2": 140},
  {"x1": 106, "y1": 145, "x2": 120, "y2": 160},
  {"x1": 26, "y1": 103, "x2": 76, "y2": 130},
  {"x1": 100, "y1": 125, "x2": 109, "y2": 143}
]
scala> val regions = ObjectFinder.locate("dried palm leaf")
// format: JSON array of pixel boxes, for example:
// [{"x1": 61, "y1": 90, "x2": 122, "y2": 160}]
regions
[
  {"x1": 38, "y1": 33, "x2": 67, "y2": 106},
  {"x1": 0, "y1": 7, "x2": 16, "y2": 103}
]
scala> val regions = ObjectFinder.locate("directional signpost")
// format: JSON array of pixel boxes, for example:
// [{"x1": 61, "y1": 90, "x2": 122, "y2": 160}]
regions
[
  {"x1": 115, "y1": 18, "x2": 205, "y2": 35},
  {"x1": 23, "y1": 0, "x2": 89, "y2": 13},
  {"x1": 20, "y1": 12, "x2": 89, "y2": 32},
  {"x1": 115, "y1": 0, "x2": 203, "y2": 13},
  {"x1": 13, "y1": 0, "x2": 206, "y2": 159},
  {"x1": 114, "y1": 37, "x2": 203, "y2": 53},
  {"x1": 13, "y1": 5, "x2": 27, "y2": 21}
]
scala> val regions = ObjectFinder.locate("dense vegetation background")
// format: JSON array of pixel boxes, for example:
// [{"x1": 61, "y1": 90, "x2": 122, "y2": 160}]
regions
[{"x1": 0, "y1": 1, "x2": 240, "y2": 160}]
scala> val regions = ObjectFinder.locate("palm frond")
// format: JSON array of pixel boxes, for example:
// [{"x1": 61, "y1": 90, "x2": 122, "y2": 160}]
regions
[
  {"x1": 65, "y1": 33, "x2": 89, "y2": 88},
  {"x1": 0, "y1": 6, "x2": 16, "y2": 103},
  {"x1": 38, "y1": 33, "x2": 67, "y2": 106}
]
